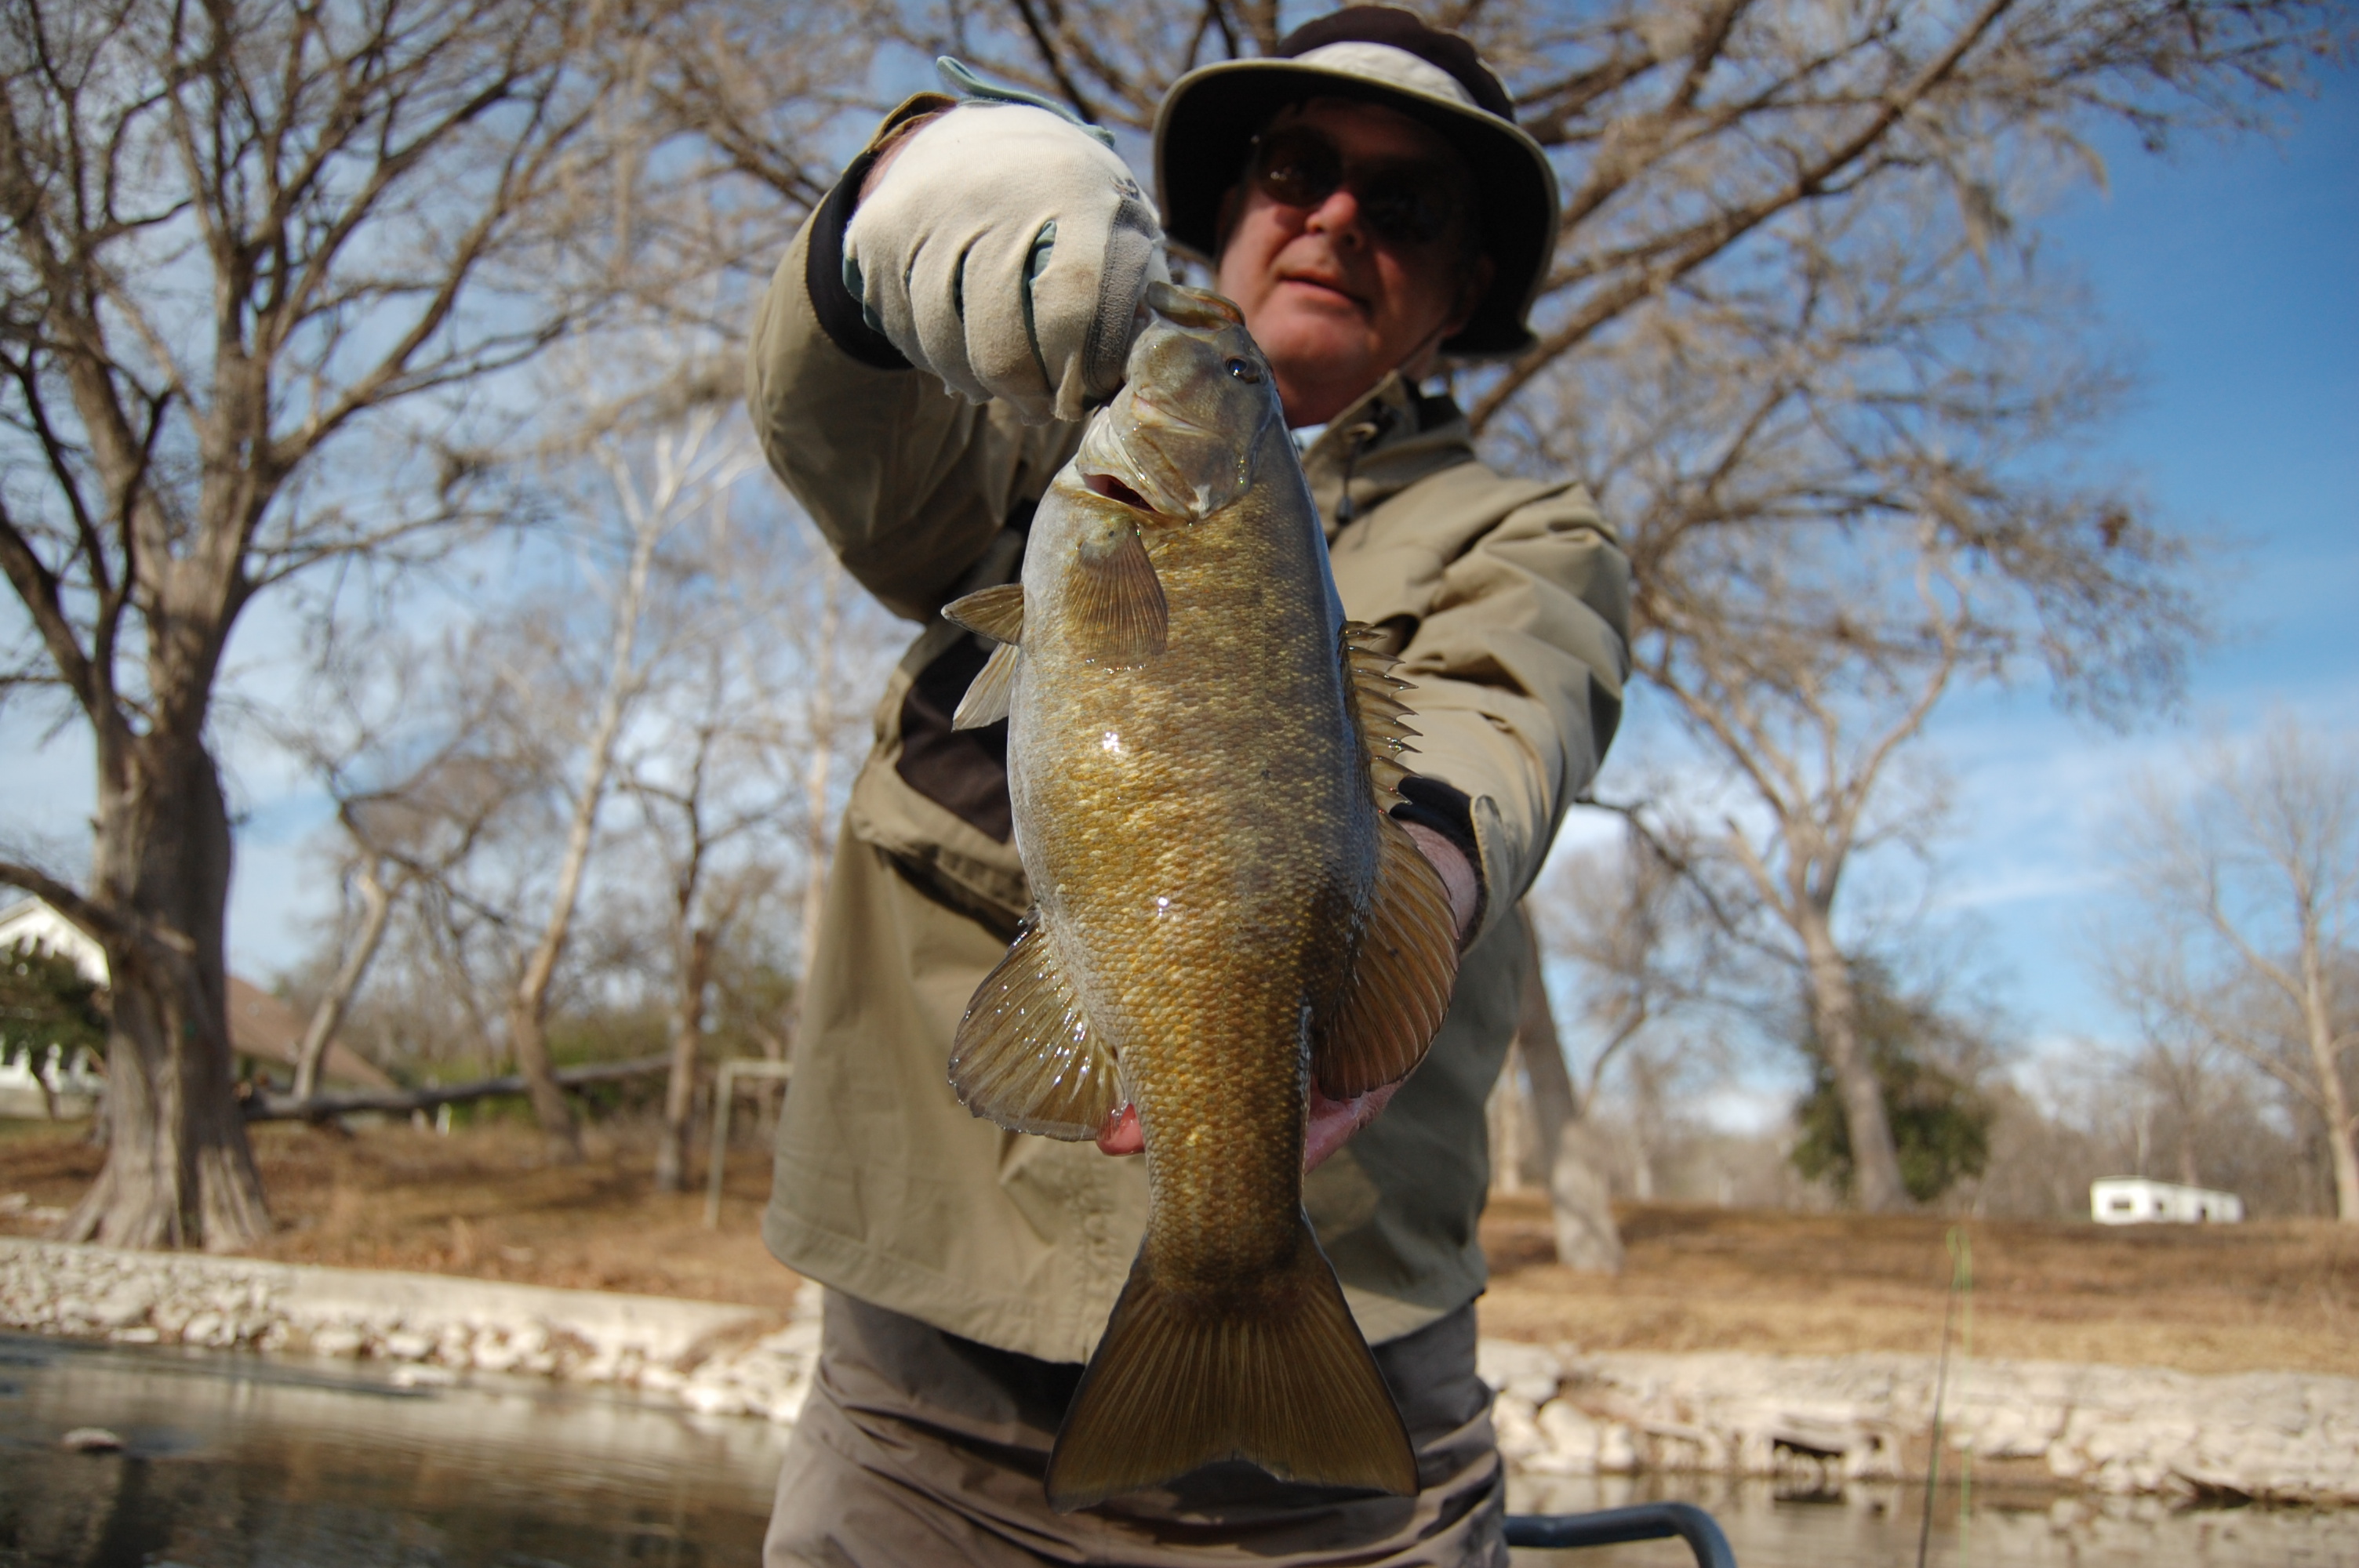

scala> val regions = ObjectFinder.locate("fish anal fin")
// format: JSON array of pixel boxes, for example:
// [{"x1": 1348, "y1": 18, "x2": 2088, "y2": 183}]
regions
[
  {"x1": 1313, "y1": 814, "x2": 1460, "y2": 1099},
  {"x1": 1069, "y1": 518, "x2": 1167, "y2": 664},
  {"x1": 952, "y1": 640, "x2": 1020, "y2": 730},
  {"x1": 1045, "y1": 1218, "x2": 1416, "y2": 1512},
  {"x1": 944, "y1": 583, "x2": 1026, "y2": 644},
  {"x1": 950, "y1": 917, "x2": 1120, "y2": 1139}
]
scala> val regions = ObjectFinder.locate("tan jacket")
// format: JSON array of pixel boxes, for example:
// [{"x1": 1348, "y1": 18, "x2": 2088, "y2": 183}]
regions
[{"x1": 747, "y1": 208, "x2": 1630, "y2": 1364}]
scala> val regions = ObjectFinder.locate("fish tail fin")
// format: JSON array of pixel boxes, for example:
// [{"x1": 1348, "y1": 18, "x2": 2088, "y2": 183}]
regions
[{"x1": 1044, "y1": 1217, "x2": 1417, "y2": 1512}]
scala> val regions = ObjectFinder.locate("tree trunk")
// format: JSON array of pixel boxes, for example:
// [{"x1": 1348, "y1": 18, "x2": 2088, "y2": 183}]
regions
[
  {"x1": 1485, "y1": 1060, "x2": 1536, "y2": 1192},
  {"x1": 62, "y1": 739, "x2": 270, "y2": 1250},
  {"x1": 655, "y1": 924, "x2": 714, "y2": 1192},
  {"x1": 2299, "y1": 941, "x2": 2359, "y2": 1222},
  {"x1": 505, "y1": 506, "x2": 663, "y2": 1162},
  {"x1": 791, "y1": 561, "x2": 844, "y2": 1054},
  {"x1": 504, "y1": 996, "x2": 580, "y2": 1160},
  {"x1": 1798, "y1": 909, "x2": 1907, "y2": 1211},
  {"x1": 1514, "y1": 908, "x2": 1624, "y2": 1272},
  {"x1": 293, "y1": 862, "x2": 397, "y2": 1103}
]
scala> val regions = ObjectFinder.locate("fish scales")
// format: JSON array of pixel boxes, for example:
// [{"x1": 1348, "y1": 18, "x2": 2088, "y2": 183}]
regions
[{"x1": 941, "y1": 282, "x2": 1460, "y2": 1512}]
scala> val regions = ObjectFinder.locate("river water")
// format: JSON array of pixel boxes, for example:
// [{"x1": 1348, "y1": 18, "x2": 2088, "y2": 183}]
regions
[{"x1": 3, "y1": 1333, "x2": 2351, "y2": 1566}]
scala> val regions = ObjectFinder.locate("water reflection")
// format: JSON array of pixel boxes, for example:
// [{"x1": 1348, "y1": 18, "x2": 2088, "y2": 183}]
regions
[
  {"x1": 1509, "y1": 1473, "x2": 2359, "y2": 1566},
  {"x1": 4, "y1": 1333, "x2": 2353, "y2": 1567},
  {"x1": 0, "y1": 1333, "x2": 786, "y2": 1566}
]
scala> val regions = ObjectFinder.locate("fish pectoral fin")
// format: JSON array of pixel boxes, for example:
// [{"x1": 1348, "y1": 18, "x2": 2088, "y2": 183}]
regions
[
  {"x1": 952, "y1": 641, "x2": 1020, "y2": 730},
  {"x1": 1312, "y1": 814, "x2": 1460, "y2": 1099},
  {"x1": 1068, "y1": 521, "x2": 1168, "y2": 663},
  {"x1": 1045, "y1": 1218, "x2": 1417, "y2": 1512},
  {"x1": 949, "y1": 916, "x2": 1120, "y2": 1139},
  {"x1": 943, "y1": 583, "x2": 1026, "y2": 644}
]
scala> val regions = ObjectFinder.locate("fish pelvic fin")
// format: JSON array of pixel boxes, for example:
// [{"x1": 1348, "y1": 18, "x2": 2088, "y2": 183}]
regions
[
  {"x1": 953, "y1": 640, "x2": 1021, "y2": 730},
  {"x1": 943, "y1": 583, "x2": 1026, "y2": 644},
  {"x1": 1045, "y1": 1218, "x2": 1417, "y2": 1512},
  {"x1": 1314, "y1": 813, "x2": 1461, "y2": 1098},
  {"x1": 949, "y1": 916, "x2": 1121, "y2": 1139},
  {"x1": 1068, "y1": 517, "x2": 1168, "y2": 663}
]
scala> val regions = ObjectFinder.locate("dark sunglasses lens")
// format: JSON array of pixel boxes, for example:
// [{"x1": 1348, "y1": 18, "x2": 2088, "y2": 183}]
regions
[
  {"x1": 1252, "y1": 130, "x2": 1459, "y2": 246},
  {"x1": 1359, "y1": 169, "x2": 1456, "y2": 246},
  {"x1": 1252, "y1": 132, "x2": 1341, "y2": 209}
]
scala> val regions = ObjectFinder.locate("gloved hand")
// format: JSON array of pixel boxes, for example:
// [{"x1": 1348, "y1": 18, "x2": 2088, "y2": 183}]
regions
[{"x1": 844, "y1": 62, "x2": 1166, "y2": 425}]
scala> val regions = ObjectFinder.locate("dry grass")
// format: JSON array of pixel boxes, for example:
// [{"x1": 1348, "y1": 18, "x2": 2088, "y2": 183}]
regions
[
  {"x1": 6, "y1": 1120, "x2": 2354, "y2": 1376},
  {"x1": 1478, "y1": 1190, "x2": 2359, "y2": 1376},
  {"x1": 0, "y1": 1116, "x2": 797, "y2": 1308}
]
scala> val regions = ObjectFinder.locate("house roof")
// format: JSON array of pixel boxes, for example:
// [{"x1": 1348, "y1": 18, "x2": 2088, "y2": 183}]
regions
[{"x1": 2, "y1": 897, "x2": 397, "y2": 1091}]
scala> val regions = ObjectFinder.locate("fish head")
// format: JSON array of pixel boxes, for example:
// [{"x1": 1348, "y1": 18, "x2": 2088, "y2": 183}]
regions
[{"x1": 1072, "y1": 282, "x2": 1283, "y2": 522}]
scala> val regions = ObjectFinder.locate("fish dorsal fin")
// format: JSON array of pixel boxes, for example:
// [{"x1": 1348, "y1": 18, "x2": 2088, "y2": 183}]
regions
[
  {"x1": 952, "y1": 640, "x2": 1020, "y2": 730},
  {"x1": 949, "y1": 916, "x2": 1122, "y2": 1140},
  {"x1": 943, "y1": 583, "x2": 1026, "y2": 644},
  {"x1": 1312, "y1": 622, "x2": 1459, "y2": 1098},
  {"x1": 1068, "y1": 518, "x2": 1167, "y2": 663},
  {"x1": 1343, "y1": 622, "x2": 1419, "y2": 806}
]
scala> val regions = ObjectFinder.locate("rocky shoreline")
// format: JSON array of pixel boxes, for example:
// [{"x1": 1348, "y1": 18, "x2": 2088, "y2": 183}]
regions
[
  {"x1": 1478, "y1": 1340, "x2": 2359, "y2": 1507},
  {"x1": 8, "y1": 1238, "x2": 2353, "y2": 1506}
]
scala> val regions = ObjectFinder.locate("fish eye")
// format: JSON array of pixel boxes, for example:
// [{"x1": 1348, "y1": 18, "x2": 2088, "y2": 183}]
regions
[{"x1": 1224, "y1": 357, "x2": 1263, "y2": 383}]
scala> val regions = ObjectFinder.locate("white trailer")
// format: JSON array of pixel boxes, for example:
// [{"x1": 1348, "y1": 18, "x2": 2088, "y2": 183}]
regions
[{"x1": 2090, "y1": 1177, "x2": 2245, "y2": 1225}]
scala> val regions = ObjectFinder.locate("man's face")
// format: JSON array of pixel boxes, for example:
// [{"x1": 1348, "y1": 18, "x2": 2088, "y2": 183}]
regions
[{"x1": 1214, "y1": 99, "x2": 1488, "y2": 428}]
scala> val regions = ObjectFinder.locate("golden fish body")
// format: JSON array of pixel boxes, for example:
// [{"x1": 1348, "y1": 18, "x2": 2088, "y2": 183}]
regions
[{"x1": 942, "y1": 283, "x2": 1458, "y2": 1511}]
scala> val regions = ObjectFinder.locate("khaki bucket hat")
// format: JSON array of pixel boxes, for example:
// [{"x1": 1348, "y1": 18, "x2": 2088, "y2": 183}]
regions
[{"x1": 1153, "y1": 6, "x2": 1558, "y2": 358}]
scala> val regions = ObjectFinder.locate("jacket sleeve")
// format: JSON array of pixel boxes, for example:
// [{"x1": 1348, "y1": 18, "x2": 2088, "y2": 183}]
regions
[
  {"x1": 743, "y1": 107, "x2": 1081, "y2": 622},
  {"x1": 1381, "y1": 478, "x2": 1630, "y2": 942}
]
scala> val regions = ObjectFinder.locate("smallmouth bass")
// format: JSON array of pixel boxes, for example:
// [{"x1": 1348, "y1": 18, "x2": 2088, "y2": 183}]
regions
[{"x1": 940, "y1": 281, "x2": 1460, "y2": 1511}]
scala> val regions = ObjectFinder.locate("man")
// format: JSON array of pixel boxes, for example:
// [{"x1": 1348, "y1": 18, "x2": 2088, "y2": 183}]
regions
[{"x1": 745, "y1": 9, "x2": 1630, "y2": 1564}]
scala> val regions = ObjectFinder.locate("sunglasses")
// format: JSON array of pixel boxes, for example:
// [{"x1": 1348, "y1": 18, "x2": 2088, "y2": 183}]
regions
[{"x1": 1246, "y1": 127, "x2": 1467, "y2": 249}]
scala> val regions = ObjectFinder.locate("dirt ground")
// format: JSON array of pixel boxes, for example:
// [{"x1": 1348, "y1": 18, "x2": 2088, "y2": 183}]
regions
[
  {"x1": 1478, "y1": 1189, "x2": 2357, "y2": 1375},
  {"x1": 0, "y1": 1116, "x2": 799, "y2": 1309},
  {"x1": 5, "y1": 1119, "x2": 2354, "y2": 1375}
]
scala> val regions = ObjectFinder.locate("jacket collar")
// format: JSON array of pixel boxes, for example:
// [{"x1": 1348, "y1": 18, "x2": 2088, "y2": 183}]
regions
[{"x1": 1298, "y1": 372, "x2": 1477, "y2": 539}]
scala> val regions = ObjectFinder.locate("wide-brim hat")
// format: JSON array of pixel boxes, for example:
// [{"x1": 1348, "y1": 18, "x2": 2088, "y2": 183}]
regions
[{"x1": 1153, "y1": 6, "x2": 1558, "y2": 359}]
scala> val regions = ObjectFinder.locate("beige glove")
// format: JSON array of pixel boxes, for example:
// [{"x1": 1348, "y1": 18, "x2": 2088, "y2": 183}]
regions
[{"x1": 844, "y1": 71, "x2": 1166, "y2": 425}]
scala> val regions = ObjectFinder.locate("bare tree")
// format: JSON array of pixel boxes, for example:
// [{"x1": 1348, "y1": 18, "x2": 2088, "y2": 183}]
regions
[
  {"x1": 2103, "y1": 720, "x2": 2359, "y2": 1221},
  {"x1": 1525, "y1": 824, "x2": 1750, "y2": 1249},
  {"x1": 0, "y1": 0, "x2": 660, "y2": 1246},
  {"x1": 1568, "y1": 163, "x2": 2214, "y2": 1208},
  {"x1": 624, "y1": 620, "x2": 798, "y2": 1190},
  {"x1": 291, "y1": 854, "x2": 405, "y2": 1105},
  {"x1": 492, "y1": 407, "x2": 754, "y2": 1159}
]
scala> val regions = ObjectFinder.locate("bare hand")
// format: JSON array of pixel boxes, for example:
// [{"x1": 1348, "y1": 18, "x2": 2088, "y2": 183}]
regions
[{"x1": 1092, "y1": 829, "x2": 1475, "y2": 1170}]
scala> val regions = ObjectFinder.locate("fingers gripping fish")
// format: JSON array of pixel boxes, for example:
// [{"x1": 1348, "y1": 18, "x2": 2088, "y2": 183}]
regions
[{"x1": 940, "y1": 281, "x2": 1461, "y2": 1512}]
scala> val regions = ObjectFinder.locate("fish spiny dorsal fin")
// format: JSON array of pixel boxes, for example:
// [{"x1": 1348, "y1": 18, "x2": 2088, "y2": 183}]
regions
[
  {"x1": 951, "y1": 641, "x2": 1020, "y2": 730},
  {"x1": 943, "y1": 583, "x2": 1026, "y2": 644},
  {"x1": 949, "y1": 916, "x2": 1122, "y2": 1140},
  {"x1": 1340, "y1": 622, "x2": 1421, "y2": 807}
]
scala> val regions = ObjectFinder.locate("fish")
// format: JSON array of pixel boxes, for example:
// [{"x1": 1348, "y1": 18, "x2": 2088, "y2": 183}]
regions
[{"x1": 937, "y1": 281, "x2": 1462, "y2": 1511}]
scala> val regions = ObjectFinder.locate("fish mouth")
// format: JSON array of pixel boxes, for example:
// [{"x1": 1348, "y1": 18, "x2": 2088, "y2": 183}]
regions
[
  {"x1": 1081, "y1": 394, "x2": 1212, "y2": 520},
  {"x1": 1082, "y1": 471, "x2": 1158, "y2": 514}
]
